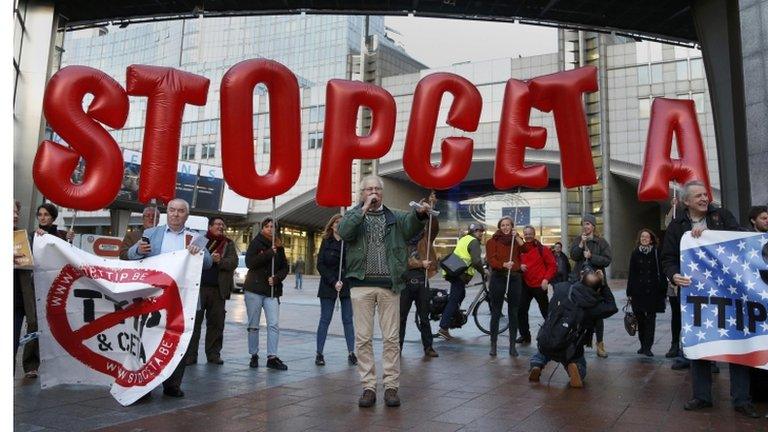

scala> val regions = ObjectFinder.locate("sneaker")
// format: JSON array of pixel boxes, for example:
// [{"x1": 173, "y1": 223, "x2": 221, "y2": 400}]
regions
[
  {"x1": 528, "y1": 366, "x2": 542, "y2": 382},
  {"x1": 315, "y1": 353, "x2": 325, "y2": 366},
  {"x1": 437, "y1": 328, "x2": 453, "y2": 340},
  {"x1": 566, "y1": 363, "x2": 583, "y2": 388},
  {"x1": 266, "y1": 356, "x2": 288, "y2": 371},
  {"x1": 358, "y1": 389, "x2": 376, "y2": 408},
  {"x1": 249, "y1": 354, "x2": 259, "y2": 368},
  {"x1": 734, "y1": 403, "x2": 760, "y2": 419},
  {"x1": 424, "y1": 347, "x2": 439, "y2": 358},
  {"x1": 348, "y1": 353, "x2": 358, "y2": 366},
  {"x1": 24, "y1": 370, "x2": 38, "y2": 379},
  {"x1": 515, "y1": 335, "x2": 531, "y2": 344},
  {"x1": 384, "y1": 388, "x2": 401, "y2": 407},
  {"x1": 683, "y1": 398, "x2": 713, "y2": 411}
]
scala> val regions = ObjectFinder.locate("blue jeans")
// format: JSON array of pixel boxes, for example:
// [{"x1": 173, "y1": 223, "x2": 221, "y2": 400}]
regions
[
  {"x1": 440, "y1": 278, "x2": 466, "y2": 329},
  {"x1": 316, "y1": 297, "x2": 355, "y2": 354},
  {"x1": 691, "y1": 360, "x2": 751, "y2": 406},
  {"x1": 295, "y1": 273, "x2": 303, "y2": 289},
  {"x1": 530, "y1": 351, "x2": 587, "y2": 379},
  {"x1": 244, "y1": 291, "x2": 280, "y2": 357}
]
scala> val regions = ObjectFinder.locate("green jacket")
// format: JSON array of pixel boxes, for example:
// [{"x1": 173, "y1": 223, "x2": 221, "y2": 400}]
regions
[{"x1": 338, "y1": 204, "x2": 427, "y2": 294}]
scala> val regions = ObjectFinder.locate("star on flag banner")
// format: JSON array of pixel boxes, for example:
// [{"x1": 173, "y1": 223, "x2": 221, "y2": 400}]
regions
[{"x1": 680, "y1": 230, "x2": 768, "y2": 369}]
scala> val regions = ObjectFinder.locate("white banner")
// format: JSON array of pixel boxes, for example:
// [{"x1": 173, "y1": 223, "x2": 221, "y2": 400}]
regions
[{"x1": 33, "y1": 234, "x2": 203, "y2": 406}]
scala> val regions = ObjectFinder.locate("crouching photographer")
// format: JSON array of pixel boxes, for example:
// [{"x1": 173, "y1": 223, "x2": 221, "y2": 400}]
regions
[{"x1": 528, "y1": 267, "x2": 618, "y2": 388}]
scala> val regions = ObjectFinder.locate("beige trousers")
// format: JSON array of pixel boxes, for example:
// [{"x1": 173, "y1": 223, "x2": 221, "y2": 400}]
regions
[{"x1": 350, "y1": 286, "x2": 400, "y2": 391}]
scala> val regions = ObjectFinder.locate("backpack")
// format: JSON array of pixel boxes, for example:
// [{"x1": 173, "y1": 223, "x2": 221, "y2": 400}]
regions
[{"x1": 536, "y1": 286, "x2": 585, "y2": 363}]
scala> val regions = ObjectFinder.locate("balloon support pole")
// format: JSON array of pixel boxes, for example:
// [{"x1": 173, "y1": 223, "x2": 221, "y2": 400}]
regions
[
  {"x1": 337, "y1": 206, "x2": 346, "y2": 311},
  {"x1": 505, "y1": 187, "x2": 521, "y2": 292}
]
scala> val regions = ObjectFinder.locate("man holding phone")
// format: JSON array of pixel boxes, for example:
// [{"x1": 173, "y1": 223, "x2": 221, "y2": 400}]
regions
[
  {"x1": 126, "y1": 198, "x2": 212, "y2": 399},
  {"x1": 119, "y1": 206, "x2": 157, "y2": 260}
]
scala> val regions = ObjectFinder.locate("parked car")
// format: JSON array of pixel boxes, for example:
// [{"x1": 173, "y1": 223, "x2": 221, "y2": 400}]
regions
[{"x1": 232, "y1": 254, "x2": 247, "y2": 293}]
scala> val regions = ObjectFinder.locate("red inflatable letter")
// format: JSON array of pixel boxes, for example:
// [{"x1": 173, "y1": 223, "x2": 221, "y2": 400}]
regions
[
  {"x1": 529, "y1": 66, "x2": 598, "y2": 188},
  {"x1": 403, "y1": 73, "x2": 481, "y2": 189},
  {"x1": 316, "y1": 80, "x2": 396, "y2": 206},
  {"x1": 638, "y1": 98, "x2": 712, "y2": 201},
  {"x1": 126, "y1": 65, "x2": 209, "y2": 204},
  {"x1": 32, "y1": 66, "x2": 128, "y2": 210},
  {"x1": 220, "y1": 59, "x2": 301, "y2": 199},
  {"x1": 494, "y1": 79, "x2": 548, "y2": 189}
]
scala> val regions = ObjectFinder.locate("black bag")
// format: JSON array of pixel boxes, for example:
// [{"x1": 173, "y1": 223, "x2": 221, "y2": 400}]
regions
[
  {"x1": 428, "y1": 288, "x2": 449, "y2": 321},
  {"x1": 440, "y1": 253, "x2": 468, "y2": 279},
  {"x1": 449, "y1": 309, "x2": 468, "y2": 329},
  {"x1": 536, "y1": 287, "x2": 584, "y2": 363},
  {"x1": 403, "y1": 268, "x2": 427, "y2": 290},
  {"x1": 623, "y1": 301, "x2": 638, "y2": 336}
]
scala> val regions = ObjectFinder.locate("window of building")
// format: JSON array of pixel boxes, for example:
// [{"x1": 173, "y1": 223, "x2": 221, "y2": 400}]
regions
[
  {"x1": 181, "y1": 144, "x2": 196, "y2": 160},
  {"x1": 675, "y1": 60, "x2": 688, "y2": 81},
  {"x1": 637, "y1": 65, "x2": 649, "y2": 85},
  {"x1": 651, "y1": 64, "x2": 663, "y2": 84},
  {"x1": 201, "y1": 143, "x2": 216, "y2": 159},
  {"x1": 690, "y1": 58, "x2": 704, "y2": 79},
  {"x1": 638, "y1": 97, "x2": 652, "y2": 119},
  {"x1": 308, "y1": 132, "x2": 323, "y2": 149},
  {"x1": 692, "y1": 93, "x2": 706, "y2": 114}
]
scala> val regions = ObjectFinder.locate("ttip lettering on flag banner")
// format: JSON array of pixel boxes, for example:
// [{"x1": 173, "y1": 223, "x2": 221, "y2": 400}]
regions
[{"x1": 680, "y1": 230, "x2": 768, "y2": 369}]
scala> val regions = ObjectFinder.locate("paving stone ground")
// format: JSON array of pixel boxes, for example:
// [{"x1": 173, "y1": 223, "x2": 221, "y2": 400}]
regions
[{"x1": 14, "y1": 277, "x2": 768, "y2": 431}]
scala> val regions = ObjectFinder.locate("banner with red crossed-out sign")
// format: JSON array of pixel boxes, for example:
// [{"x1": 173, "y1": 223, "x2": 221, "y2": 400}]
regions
[{"x1": 32, "y1": 233, "x2": 203, "y2": 406}]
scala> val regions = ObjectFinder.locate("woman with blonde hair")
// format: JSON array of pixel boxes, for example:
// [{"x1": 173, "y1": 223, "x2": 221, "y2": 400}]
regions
[{"x1": 315, "y1": 214, "x2": 357, "y2": 366}]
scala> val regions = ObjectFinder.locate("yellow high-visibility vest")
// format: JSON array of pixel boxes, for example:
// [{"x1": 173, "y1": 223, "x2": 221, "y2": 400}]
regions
[{"x1": 453, "y1": 234, "x2": 476, "y2": 276}]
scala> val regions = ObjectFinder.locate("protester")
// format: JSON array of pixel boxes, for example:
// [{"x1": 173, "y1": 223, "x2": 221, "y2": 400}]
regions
[
  {"x1": 516, "y1": 226, "x2": 557, "y2": 345},
  {"x1": 660, "y1": 180, "x2": 758, "y2": 418},
  {"x1": 626, "y1": 228, "x2": 666, "y2": 357},
  {"x1": 186, "y1": 217, "x2": 238, "y2": 365},
  {"x1": 485, "y1": 216, "x2": 525, "y2": 356},
  {"x1": 528, "y1": 267, "x2": 618, "y2": 388},
  {"x1": 399, "y1": 193, "x2": 440, "y2": 358},
  {"x1": 664, "y1": 197, "x2": 683, "y2": 359},
  {"x1": 293, "y1": 258, "x2": 305, "y2": 290},
  {"x1": 119, "y1": 206, "x2": 157, "y2": 260},
  {"x1": 338, "y1": 175, "x2": 430, "y2": 408},
  {"x1": 244, "y1": 217, "x2": 289, "y2": 371},
  {"x1": 22, "y1": 203, "x2": 74, "y2": 379},
  {"x1": 551, "y1": 241, "x2": 571, "y2": 284},
  {"x1": 570, "y1": 214, "x2": 612, "y2": 357},
  {"x1": 13, "y1": 200, "x2": 34, "y2": 371},
  {"x1": 747, "y1": 205, "x2": 768, "y2": 233},
  {"x1": 438, "y1": 223, "x2": 486, "y2": 341},
  {"x1": 315, "y1": 214, "x2": 357, "y2": 367},
  {"x1": 126, "y1": 198, "x2": 212, "y2": 398}
]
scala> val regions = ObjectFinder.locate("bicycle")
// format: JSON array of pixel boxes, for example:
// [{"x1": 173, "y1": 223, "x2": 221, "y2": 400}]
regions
[{"x1": 431, "y1": 278, "x2": 509, "y2": 336}]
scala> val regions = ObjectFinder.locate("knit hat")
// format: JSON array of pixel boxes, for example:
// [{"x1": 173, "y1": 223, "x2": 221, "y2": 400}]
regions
[{"x1": 582, "y1": 214, "x2": 597, "y2": 227}]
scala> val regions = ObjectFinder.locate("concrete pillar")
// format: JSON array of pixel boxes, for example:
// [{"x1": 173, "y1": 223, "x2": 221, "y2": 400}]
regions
[
  {"x1": 13, "y1": 0, "x2": 57, "y2": 230},
  {"x1": 110, "y1": 208, "x2": 133, "y2": 238},
  {"x1": 692, "y1": 0, "x2": 753, "y2": 220}
]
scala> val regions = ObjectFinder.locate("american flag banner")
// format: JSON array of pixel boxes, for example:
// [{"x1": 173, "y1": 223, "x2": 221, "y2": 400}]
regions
[{"x1": 680, "y1": 230, "x2": 768, "y2": 370}]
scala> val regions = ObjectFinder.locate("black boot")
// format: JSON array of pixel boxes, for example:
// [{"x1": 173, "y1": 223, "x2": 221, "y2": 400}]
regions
[{"x1": 665, "y1": 343, "x2": 679, "y2": 358}]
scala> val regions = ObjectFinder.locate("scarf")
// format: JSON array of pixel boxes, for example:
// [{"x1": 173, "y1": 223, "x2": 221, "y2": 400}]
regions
[
  {"x1": 39, "y1": 224, "x2": 59, "y2": 235},
  {"x1": 491, "y1": 230, "x2": 514, "y2": 246},
  {"x1": 638, "y1": 245, "x2": 652, "y2": 254},
  {"x1": 206, "y1": 229, "x2": 230, "y2": 255}
]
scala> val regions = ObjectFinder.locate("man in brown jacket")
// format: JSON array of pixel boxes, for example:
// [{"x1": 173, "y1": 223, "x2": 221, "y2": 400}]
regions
[
  {"x1": 118, "y1": 207, "x2": 157, "y2": 260},
  {"x1": 187, "y1": 216, "x2": 238, "y2": 364},
  {"x1": 398, "y1": 194, "x2": 439, "y2": 358}
]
